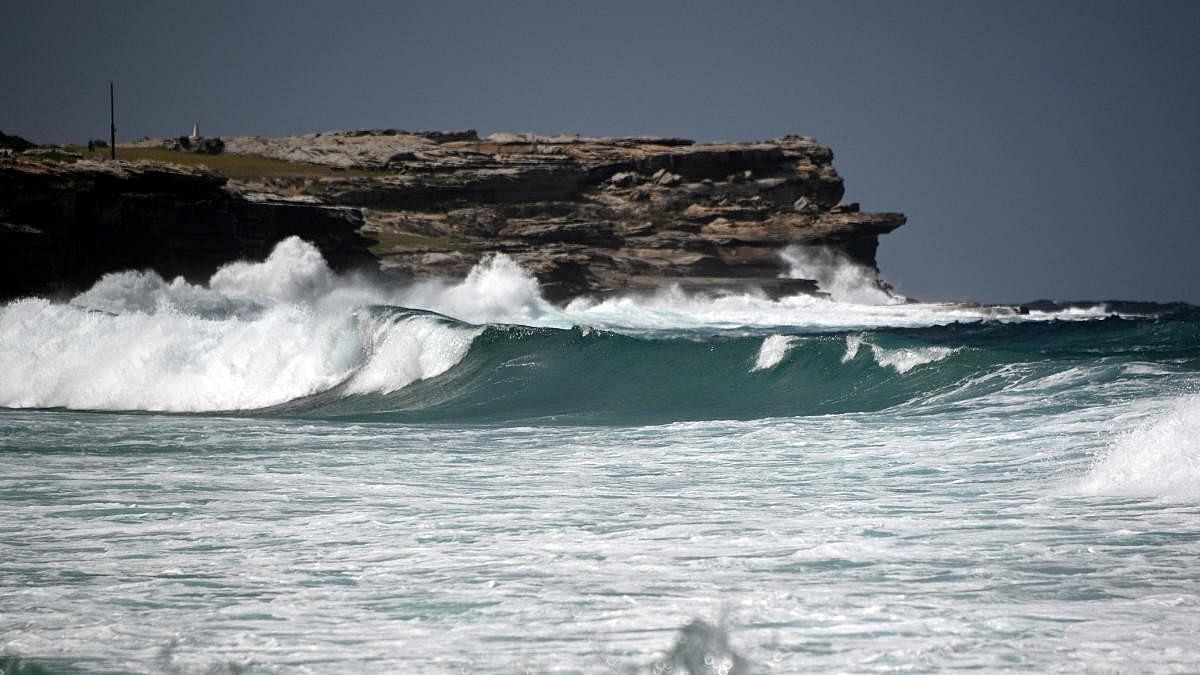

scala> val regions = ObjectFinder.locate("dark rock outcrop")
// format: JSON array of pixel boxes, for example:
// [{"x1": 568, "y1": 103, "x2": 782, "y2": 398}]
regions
[
  {"x1": 0, "y1": 130, "x2": 35, "y2": 153},
  {"x1": 1, "y1": 131, "x2": 906, "y2": 302},
  {"x1": 0, "y1": 160, "x2": 372, "y2": 300}
]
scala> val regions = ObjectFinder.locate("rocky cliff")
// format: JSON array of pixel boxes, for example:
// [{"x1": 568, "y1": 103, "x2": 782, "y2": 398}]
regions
[
  {"x1": 0, "y1": 160, "x2": 371, "y2": 300},
  {"x1": 1, "y1": 131, "x2": 905, "y2": 302}
]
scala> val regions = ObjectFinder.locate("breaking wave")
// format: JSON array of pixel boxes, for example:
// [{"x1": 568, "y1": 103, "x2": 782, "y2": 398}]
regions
[
  {"x1": 1078, "y1": 395, "x2": 1200, "y2": 500},
  {"x1": 842, "y1": 333, "x2": 959, "y2": 374},
  {"x1": 1, "y1": 237, "x2": 1197, "y2": 422},
  {"x1": 751, "y1": 335, "x2": 796, "y2": 371},
  {"x1": 781, "y1": 243, "x2": 901, "y2": 305}
]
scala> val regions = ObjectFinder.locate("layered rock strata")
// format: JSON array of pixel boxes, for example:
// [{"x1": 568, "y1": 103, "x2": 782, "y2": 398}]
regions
[{"x1": 1, "y1": 131, "x2": 906, "y2": 302}]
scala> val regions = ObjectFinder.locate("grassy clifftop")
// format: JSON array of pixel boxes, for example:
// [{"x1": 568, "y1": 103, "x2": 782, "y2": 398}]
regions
[{"x1": 62, "y1": 145, "x2": 378, "y2": 181}]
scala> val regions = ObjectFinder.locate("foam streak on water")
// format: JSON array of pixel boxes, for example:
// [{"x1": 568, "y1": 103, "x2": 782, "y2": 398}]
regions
[{"x1": 2, "y1": 394, "x2": 1199, "y2": 673}]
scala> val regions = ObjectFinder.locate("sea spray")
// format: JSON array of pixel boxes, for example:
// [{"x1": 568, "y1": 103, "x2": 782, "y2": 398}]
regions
[
  {"x1": 868, "y1": 344, "x2": 958, "y2": 374},
  {"x1": 842, "y1": 333, "x2": 864, "y2": 363},
  {"x1": 0, "y1": 296, "x2": 366, "y2": 411},
  {"x1": 396, "y1": 252, "x2": 552, "y2": 325},
  {"x1": 558, "y1": 284, "x2": 1110, "y2": 335},
  {"x1": 71, "y1": 268, "x2": 257, "y2": 318},
  {"x1": 842, "y1": 333, "x2": 957, "y2": 373},
  {"x1": 751, "y1": 335, "x2": 796, "y2": 371},
  {"x1": 344, "y1": 314, "x2": 481, "y2": 395},
  {"x1": 0, "y1": 238, "x2": 481, "y2": 411},
  {"x1": 0, "y1": 237, "x2": 1172, "y2": 416},
  {"x1": 42, "y1": 236, "x2": 1124, "y2": 345},
  {"x1": 780, "y1": 244, "x2": 902, "y2": 305},
  {"x1": 1079, "y1": 394, "x2": 1200, "y2": 500},
  {"x1": 209, "y1": 235, "x2": 336, "y2": 304}
]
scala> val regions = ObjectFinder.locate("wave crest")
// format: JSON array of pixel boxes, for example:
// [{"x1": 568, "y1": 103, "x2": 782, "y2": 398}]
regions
[
  {"x1": 2, "y1": 237, "x2": 1193, "y2": 417},
  {"x1": 751, "y1": 335, "x2": 796, "y2": 371},
  {"x1": 843, "y1": 334, "x2": 958, "y2": 374},
  {"x1": 1079, "y1": 395, "x2": 1200, "y2": 500},
  {"x1": 0, "y1": 239, "x2": 483, "y2": 411}
]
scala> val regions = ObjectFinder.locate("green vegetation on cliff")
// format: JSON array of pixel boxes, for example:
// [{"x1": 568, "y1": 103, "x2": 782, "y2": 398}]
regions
[{"x1": 64, "y1": 145, "x2": 376, "y2": 181}]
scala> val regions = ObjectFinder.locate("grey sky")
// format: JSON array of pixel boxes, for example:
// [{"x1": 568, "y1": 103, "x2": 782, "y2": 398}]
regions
[{"x1": 3, "y1": 0, "x2": 1198, "y2": 303}]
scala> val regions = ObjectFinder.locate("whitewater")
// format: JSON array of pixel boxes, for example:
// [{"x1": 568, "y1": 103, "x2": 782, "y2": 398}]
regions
[{"x1": 2, "y1": 237, "x2": 1199, "y2": 673}]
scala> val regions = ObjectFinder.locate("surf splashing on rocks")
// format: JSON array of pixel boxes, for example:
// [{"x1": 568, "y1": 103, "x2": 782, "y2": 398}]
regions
[
  {"x1": 0, "y1": 237, "x2": 1142, "y2": 413},
  {"x1": 780, "y1": 243, "x2": 902, "y2": 305}
]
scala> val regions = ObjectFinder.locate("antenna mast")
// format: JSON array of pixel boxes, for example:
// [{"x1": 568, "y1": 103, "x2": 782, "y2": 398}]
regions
[{"x1": 109, "y1": 81, "x2": 116, "y2": 160}]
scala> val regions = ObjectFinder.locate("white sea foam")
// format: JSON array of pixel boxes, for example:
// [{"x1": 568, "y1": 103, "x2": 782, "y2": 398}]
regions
[
  {"x1": 0, "y1": 296, "x2": 362, "y2": 410},
  {"x1": 0, "y1": 236, "x2": 1136, "y2": 411},
  {"x1": 842, "y1": 334, "x2": 957, "y2": 373},
  {"x1": 842, "y1": 334, "x2": 864, "y2": 362},
  {"x1": 1078, "y1": 395, "x2": 1200, "y2": 500},
  {"x1": 210, "y1": 235, "x2": 336, "y2": 304},
  {"x1": 869, "y1": 344, "x2": 958, "y2": 374},
  {"x1": 345, "y1": 315, "x2": 480, "y2": 395},
  {"x1": 554, "y1": 286, "x2": 1115, "y2": 336},
  {"x1": 751, "y1": 335, "x2": 796, "y2": 371},
  {"x1": 0, "y1": 238, "x2": 481, "y2": 411},
  {"x1": 71, "y1": 269, "x2": 255, "y2": 317},
  {"x1": 395, "y1": 252, "x2": 551, "y2": 325},
  {"x1": 780, "y1": 244, "x2": 903, "y2": 305},
  {"x1": 211, "y1": 239, "x2": 1115, "y2": 335}
]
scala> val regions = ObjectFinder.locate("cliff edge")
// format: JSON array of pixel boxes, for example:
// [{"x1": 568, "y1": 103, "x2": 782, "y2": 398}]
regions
[{"x1": 0, "y1": 130, "x2": 905, "y2": 302}]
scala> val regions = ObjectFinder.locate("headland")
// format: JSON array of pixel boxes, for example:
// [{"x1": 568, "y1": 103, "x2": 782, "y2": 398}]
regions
[{"x1": 0, "y1": 129, "x2": 905, "y2": 302}]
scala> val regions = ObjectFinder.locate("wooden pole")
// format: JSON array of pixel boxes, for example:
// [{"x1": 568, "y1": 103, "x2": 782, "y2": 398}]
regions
[{"x1": 109, "y1": 81, "x2": 116, "y2": 160}]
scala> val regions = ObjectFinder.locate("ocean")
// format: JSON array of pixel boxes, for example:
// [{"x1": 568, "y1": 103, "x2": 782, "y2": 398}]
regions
[{"x1": 2, "y1": 238, "x2": 1198, "y2": 673}]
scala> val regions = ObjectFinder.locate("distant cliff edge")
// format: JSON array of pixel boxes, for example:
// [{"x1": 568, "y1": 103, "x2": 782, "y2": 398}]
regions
[{"x1": 0, "y1": 130, "x2": 905, "y2": 302}]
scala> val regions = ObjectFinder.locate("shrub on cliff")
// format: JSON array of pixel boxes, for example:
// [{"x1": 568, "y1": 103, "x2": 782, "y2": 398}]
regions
[{"x1": 197, "y1": 137, "x2": 225, "y2": 155}]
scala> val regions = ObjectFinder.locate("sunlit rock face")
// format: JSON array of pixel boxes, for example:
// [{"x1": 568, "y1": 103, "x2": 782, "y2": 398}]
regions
[{"x1": 1, "y1": 131, "x2": 904, "y2": 302}]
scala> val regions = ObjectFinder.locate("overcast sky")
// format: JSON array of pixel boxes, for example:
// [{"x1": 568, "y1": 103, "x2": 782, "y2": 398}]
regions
[{"x1": 3, "y1": 0, "x2": 1198, "y2": 303}]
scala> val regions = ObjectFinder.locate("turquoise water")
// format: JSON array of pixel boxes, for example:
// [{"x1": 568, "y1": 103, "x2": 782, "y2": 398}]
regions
[{"x1": 2, "y1": 239, "x2": 1199, "y2": 672}]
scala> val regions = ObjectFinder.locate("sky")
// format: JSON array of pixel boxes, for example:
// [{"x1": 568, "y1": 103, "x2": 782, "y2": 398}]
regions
[{"x1": 3, "y1": 0, "x2": 1198, "y2": 303}]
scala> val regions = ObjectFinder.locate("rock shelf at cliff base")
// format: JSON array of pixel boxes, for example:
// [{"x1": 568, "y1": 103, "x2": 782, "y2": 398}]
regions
[{"x1": 0, "y1": 130, "x2": 905, "y2": 302}]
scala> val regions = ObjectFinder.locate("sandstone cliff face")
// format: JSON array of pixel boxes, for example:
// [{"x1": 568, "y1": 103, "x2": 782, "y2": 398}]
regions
[
  {"x1": 231, "y1": 131, "x2": 905, "y2": 301},
  {"x1": 1, "y1": 131, "x2": 905, "y2": 302}
]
